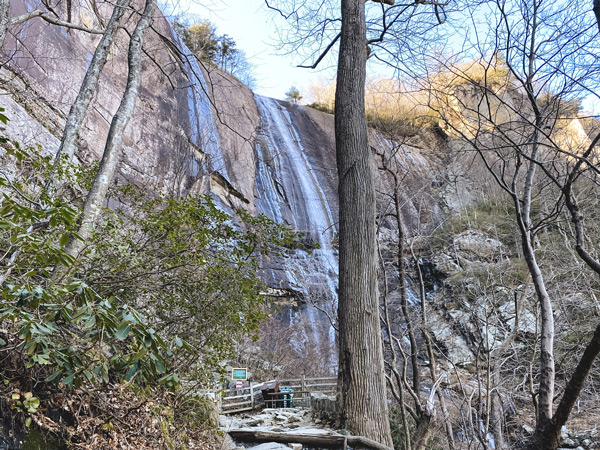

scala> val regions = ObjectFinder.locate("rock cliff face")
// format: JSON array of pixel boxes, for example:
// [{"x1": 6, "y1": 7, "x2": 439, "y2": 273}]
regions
[{"x1": 0, "y1": 0, "x2": 442, "y2": 368}]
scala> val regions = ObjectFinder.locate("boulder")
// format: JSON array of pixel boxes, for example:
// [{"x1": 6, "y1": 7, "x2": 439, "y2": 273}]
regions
[{"x1": 453, "y1": 230, "x2": 503, "y2": 261}]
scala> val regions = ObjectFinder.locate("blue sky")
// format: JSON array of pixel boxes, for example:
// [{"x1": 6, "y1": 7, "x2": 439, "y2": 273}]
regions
[
  {"x1": 178, "y1": 0, "x2": 335, "y2": 100},
  {"x1": 167, "y1": 0, "x2": 599, "y2": 113}
]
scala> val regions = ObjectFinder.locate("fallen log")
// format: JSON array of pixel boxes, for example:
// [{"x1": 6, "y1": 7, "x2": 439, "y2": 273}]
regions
[
  {"x1": 346, "y1": 435, "x2": 395, "y2": 450},
  {"x1": 228, "y1": 429, "x2": 345, "y2": 448},
  {"x1": 227, "y1": 428, "x2": 393, "y2": 450}
]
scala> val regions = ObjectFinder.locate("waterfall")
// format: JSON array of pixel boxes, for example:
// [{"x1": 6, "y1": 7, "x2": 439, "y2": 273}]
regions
[
  {"x1": 176, "y1": 36, "x2": 230, "y2": 180},
  {"x1": 254, "y1": 95, "x2": 339, "y2": 367}
]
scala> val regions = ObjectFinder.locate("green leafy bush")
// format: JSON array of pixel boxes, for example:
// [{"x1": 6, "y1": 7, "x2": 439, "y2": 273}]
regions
[
  {"x1": 0, "y1": 140, "x2": 176, "y2": 388},
  {"x1": 83, "y1": 190, "x2": 300, "y2": 384},
  {"x1": 0, "y1": 116, "x2": 298, "y2": 392}
]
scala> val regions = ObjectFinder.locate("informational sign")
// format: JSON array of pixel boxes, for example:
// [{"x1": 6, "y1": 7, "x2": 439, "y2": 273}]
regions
[
  {"x1": 232, "y1": 368, "x2": 247, "y2": 380},
  {"x1": 236, "y1": 380, "x2": 243, "y2": 389}
]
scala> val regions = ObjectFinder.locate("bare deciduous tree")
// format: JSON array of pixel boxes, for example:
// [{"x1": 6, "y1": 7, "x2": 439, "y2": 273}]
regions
[
  {"x1": 66, "y1": 0, "x2": 157, "y2": 260},
  {"x1": 425, "y1": 0, "x2": 600, "y2": 447},
  {"x1": 51, "y1": 0, "x2": 131, "y2": 166}
]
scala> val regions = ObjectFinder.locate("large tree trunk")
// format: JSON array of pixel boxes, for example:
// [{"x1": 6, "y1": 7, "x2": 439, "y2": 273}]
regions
[
  {"x1": 335, "y1": 0, "x2": 393, "y2": 446},
  {"x1": 66, "y1": 0, "x2": 155, "y2": 259}
]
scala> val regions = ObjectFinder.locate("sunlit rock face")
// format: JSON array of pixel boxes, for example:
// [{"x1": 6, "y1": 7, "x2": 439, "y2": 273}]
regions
[{"x1": 1, "y1": 0, "x2": 249, "y2": 204}]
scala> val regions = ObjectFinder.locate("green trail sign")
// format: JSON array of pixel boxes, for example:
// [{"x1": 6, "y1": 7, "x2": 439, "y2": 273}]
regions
[{"x1": 232, "y1": 368, "x2": 247, "y2": 380}]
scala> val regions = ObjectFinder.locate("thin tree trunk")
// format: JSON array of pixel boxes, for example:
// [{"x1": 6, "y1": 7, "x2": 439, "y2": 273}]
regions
[
  {"x1": 393, "y1": 174, "x2": 420, "y2": 397},
  {"x1": 529, "y1": 322, "x2": 600, "y2": 450},
  {"x1": 50, "y1": 0, "x2": 131, "y2": 168},
  {"x1": 489, "y1": 371, "x2": 505, "y2": 450},
  {"x1": 515, "y1": 13, "x2": 557, "y2": 434},
  {"x1": 412, "y1": 243, "x2": 455, "y2": 450},
  {"x1": 380, "y1": 240, "x2": 412, "y2": 450},
  {"x1": 0, "y1": 0, "x2": 10, "y2": 51},
  {"x1": 412, "y1": 412, "x2": 432, "y2": 450},
  {"x1": 517, "y1": 124, "x2": 555, "y2": 444},
  {"x1": 437, "y1": 389, "x2": 455, "y2": 450},
  {"x1": 516, "y1": 186, "x2": 555, "y2": 432},
  {"x1": 391, "y1": 165, "x2": 431, "y2": 449},
  {"x1": 524, "y1": 24, "x2": 556, "y2": 435},
  {"x1": 66, "y1": 0, "x2": 155, "y2": 259},
  {"x1": 335, "y1": 0, "x2": 392, "y2": 446}
]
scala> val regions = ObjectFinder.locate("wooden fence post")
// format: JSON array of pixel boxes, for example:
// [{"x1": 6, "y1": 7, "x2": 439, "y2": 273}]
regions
[{"x1": 301, "y1": 374, "x2": 307, "y2": 407}]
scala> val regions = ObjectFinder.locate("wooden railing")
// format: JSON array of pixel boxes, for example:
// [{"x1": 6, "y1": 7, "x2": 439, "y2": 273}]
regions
[
  {"x1": 215, "y1": 376, "x2": 337, "y2": 414},
  {"x1": 219, "y1": 384, "x2": 257, "y2": 414}
]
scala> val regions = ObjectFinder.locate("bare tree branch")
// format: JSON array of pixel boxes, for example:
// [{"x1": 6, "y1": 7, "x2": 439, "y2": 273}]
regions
[
  {"x1": 10, "y1": 9, "x2": 105, "y2": 34},
  {"x1": 0, "y1": 0, "x2": 9, "y2": 49},
  {"x1": 297, "y1": 32, "x2": 340, "y2": 69},
  {"x1": 66, "y1": 0, "x2": 156, "y2": 261}
]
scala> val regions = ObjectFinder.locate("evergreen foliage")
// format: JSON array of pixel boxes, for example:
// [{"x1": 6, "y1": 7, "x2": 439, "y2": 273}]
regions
[
  {"x1": 173, "y1": 20, "x2": 256, "y2": 88},
  {"x1": 0, "y1": 115, "x2": 298, "y2": 393},
  {"x1": 285, "y1": 86, "x2": 303, "y2": 104}
]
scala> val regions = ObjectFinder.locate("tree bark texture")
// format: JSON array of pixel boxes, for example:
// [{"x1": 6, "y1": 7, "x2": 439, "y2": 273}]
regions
[
  {"x1": 527, "y1": 322, "x2": 600, "y2": 450},
  {"x1": 52, "y1": 0, "x2": 131, "y2": 165},
  {"x1": 335, "y1": 0, "x2": 393, "y2": 446},
  {"x1": 519, "y1": 126, "x2": 555, "y2": 443},
  {"x1": 67, "y1": 0, "x2": 155, "y2": 259},
  {"x1": 0, "y1": 0, "x2": 10, "y2": 51},
  {"x1": 412, "y1": 412, "x2": 432, "y2": 450}
]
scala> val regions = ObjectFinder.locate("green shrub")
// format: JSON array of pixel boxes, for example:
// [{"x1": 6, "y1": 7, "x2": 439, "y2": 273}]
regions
[
  {"x1": 0, "y1": 115, "x2": 299, "y2": 391},
  {"x1": 0, "y1": 141, "x2": 176, "y2": 388}
]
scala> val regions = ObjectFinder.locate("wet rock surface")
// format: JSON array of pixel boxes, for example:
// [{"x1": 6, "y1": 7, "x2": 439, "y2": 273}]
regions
[{"x1": 558, "y1": 426, "x2": 600, "y2": 449}]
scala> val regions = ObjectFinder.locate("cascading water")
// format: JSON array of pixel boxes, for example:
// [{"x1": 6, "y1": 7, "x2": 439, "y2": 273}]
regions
[
  {"x1": 179, "y1": 60, "x2": 341, "y2": 367},
  {"x1": 179, "y1": 50, "x2": 340, "y2": 368},
  {"x1": 176, "y1": 37, "x2": 230, "y2": 180},
  {"x1": 254, "y1": 95, "x2": 339, "y2": 368}
]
